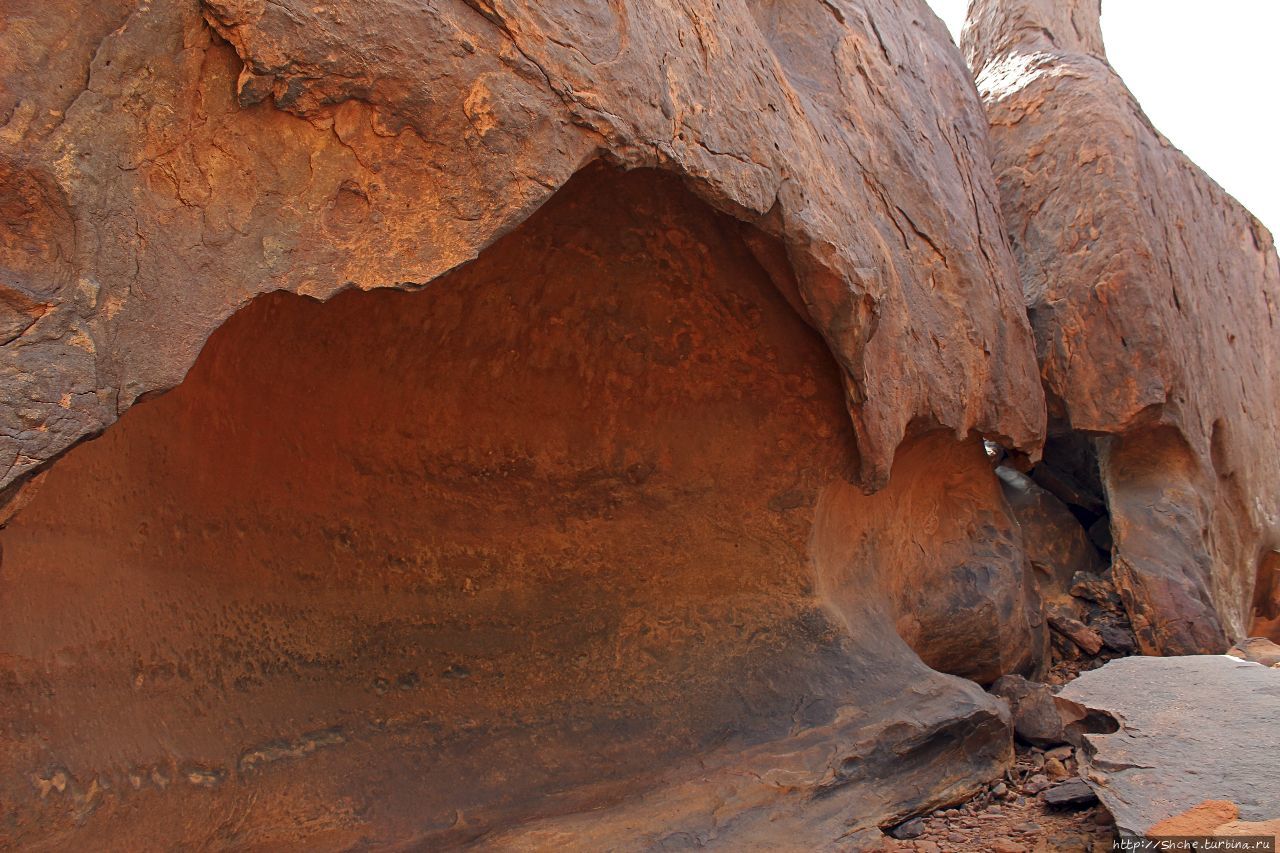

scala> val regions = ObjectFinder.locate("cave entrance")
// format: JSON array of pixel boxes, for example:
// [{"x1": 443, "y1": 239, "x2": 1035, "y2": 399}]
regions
[{"x1": 0, "y1": 165, "x2": 869, "y2": 846}]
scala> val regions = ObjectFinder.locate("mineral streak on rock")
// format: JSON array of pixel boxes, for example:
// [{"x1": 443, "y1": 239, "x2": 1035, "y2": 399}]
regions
[{"x1": 965, "y1": 0, "x2": 1280, "y2": 653}]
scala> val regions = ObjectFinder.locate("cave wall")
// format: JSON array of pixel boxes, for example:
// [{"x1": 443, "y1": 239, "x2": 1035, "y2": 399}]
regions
[
  {"x1": 0, "y1": 0, "x2": 1061, "y2": 845},
  {"x1": 0, "y1": 166, "x2": 1028, "y2": 848},
  {"x1": 4, "y1": 0, "x2": 1278, "y2": 846}
]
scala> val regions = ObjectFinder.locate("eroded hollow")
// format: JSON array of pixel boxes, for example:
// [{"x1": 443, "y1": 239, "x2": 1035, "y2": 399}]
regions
[{"x1": 1, "y1": 165, "x2": 881, "y2": 846}]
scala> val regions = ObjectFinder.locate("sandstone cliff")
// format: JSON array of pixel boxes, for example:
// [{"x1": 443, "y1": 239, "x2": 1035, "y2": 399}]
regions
[
  {"x1": 0, "y1": 0, "x2": 1275, "y2": 849},
  {"x1": 966, "y1": 0, "x2": 1280, "y2": 654},
  {"x1": 0, "y1": 0, "x2": 1048, "y2": 847}
]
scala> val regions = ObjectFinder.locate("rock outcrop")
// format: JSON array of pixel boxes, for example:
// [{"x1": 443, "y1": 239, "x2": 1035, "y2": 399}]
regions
[
  {"x1": 0, "y1": 1, "x2": 1054, "y2": 846},
  {"x1": 2, "y1": 0, "x2": 1278, "y2": 847},
  {"x1": 965, "y1": 0, "x2": 1280, "y2": 654},
  {"x1": 1061, "y1": 655, "x2": 1280, "y2": 837},
  {"x1": 0, "y1": 0, "x2": 1044, "y2": 498}
]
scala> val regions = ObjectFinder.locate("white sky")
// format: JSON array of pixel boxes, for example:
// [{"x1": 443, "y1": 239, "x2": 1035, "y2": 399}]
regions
[{"x1": 924, "y1": 0, "x2": 1280, "y2": 235}]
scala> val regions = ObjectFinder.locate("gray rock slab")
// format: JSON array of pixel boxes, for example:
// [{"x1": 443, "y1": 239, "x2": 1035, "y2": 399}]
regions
[{"x1": 1060, "y1": 655, "x2": 1280, "y2": 835}]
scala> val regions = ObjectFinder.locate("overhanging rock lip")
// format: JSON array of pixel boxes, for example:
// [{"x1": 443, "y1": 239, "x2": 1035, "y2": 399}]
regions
[{"x1": 0, "y1": 0, "x2": 1048, "y2": 514}]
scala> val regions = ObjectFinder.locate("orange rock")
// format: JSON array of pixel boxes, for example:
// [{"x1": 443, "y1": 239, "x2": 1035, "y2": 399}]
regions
[
  {"x1": 1149, "y1": 801, "x2": 1239, "y2": 836},
  {"x1": 0, "y1": 165, "x2": 1032, "y2": 848},
  {"x1": 968, "y1": 0, "x2": 1280, "y2": 654}
]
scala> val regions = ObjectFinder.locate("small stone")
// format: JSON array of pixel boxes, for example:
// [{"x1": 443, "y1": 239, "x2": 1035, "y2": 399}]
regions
[
  {"x1": 1043, "y1": 778, "x2": 1098, "y2": 808},
  {"x1": 991, "y1": 842, "x2": 1024, "y2": 853},
  {"x1": 946, "y1": 832, "x2": 967, "y2": 843},
  {"x1": 1044, "y1": 757, "x2": 1069, "y2": 779},
  {"x1": 888, "y1": 817, "x2": 925, "y2": 840},
  {"x1": 992, "y1": 782, "x2": 1008, "y2": 797},
  {"x1": 1023, "y1": 774, "x2": 1051, "y2": 794},
  {"x1": 915, "y1": 842, "x2": 941, "y2": 853},
  {"x1": 1046, "y1": 746, "x2": 1073, "y2": 762},
  {"x1": 1094, "y1": 619, "x2": 1137, "y2": 654},
  {"x1": 1047, "y1": 606, "x2": 1105, "y2": 656},
  {"x1": 1048, "y1": 831, "x2": 1092, "y2": 853},
  {"x1": 1012, "y1": 821, "x2": 1041, "y2": 834}
]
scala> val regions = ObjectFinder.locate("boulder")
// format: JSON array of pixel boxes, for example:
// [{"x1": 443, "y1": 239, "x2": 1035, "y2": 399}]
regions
[
  {"x1": 1227, "y1": 637, "x2": 1280, "y2": 667},
  {"x1": 0, "y1": 2, "x2": 1047, "y2": 846},
  {"x1": 997, "y1": 466, "x2": 1106, "y2": 599},
  {"x1": 989, "y1": 675, "x2": 1085, "y2": 747},
  {"x1": 967, "y1": 0, "x2": 1280, "y2": 653},
  {"x1": 1060, "y1": 655, "x2": 1280, "y2": 837}
]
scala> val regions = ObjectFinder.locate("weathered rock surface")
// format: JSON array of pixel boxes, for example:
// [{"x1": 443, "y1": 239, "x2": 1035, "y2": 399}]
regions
[
  {"x1": 1061, "y1": 655, "x2": 1280, "y2": 837},
  {"x1": 0, "y1": 0, "x2": 1044, "y2": 500},
  {"x1": 1228, "y1": 637, "x2": 1280, "y2": 667},
  {"x1": 989, "y1": 674, "x2": 1085, "y2": 747},
  {"x1": 966, "y1": 0, "x2": 1280, "y2": 653},
  {"x1": 2, "y1": 0, "x2": 1278, "y2": 847},
  {"x1": 0, "y1": 0, "x2": 1065, "y2": 845},
  {"x1": 0, "y1": 160, "x2": 1032, "y2": 847}
]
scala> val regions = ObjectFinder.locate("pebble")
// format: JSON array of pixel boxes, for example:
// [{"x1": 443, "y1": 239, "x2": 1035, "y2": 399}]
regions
[
  {"x1": 992, "y1": 782, "x2": 1008, "y2": 797},
  {"x1": 888, "y1": 817, "x2": 925, "y2": 840},
  {"x1": 1046, "y1": 745, "x2": 1073, "y2": 762},
  {"x1": 914, "y1": 842, "x2": 940, "y2": 853},
  {"x1": 946, "y1": 832, "x2": 967, "y2": 843},
  {"x1": 1013, "y1": 820, "x2": 1041, "y2": 834},
  {"x1": 1044, "y1": 757, "x2": 1069, "y2": 779}
]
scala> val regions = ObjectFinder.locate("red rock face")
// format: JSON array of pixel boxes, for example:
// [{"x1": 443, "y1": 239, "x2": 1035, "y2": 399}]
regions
[
  {"x1": 3, "y1": 0, "x2": 1276, "y2": 845},
  {"x1": 0, "y1": 0, "x2": 1061, "y2": 843},
  {"x1": 0, "y1": 166, "x2": 1035, "y2": 848},
  {"x1": 966, "y1": 0, "x2": 1280, "y2": 653},
  {"x1": 0, "y1": 0, "x2": 1043, "y2": 499}
]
